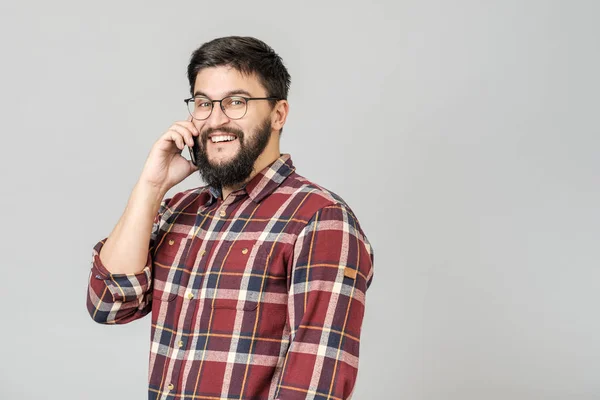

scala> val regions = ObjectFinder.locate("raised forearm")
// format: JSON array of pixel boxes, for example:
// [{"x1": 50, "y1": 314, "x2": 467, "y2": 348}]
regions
[{"x1": 99, "y1": 181, "x2": 166, "y2": 275}]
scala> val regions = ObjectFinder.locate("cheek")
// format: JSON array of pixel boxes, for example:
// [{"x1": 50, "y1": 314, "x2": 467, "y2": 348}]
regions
[
  {"x1": 244, "y1": 118, "x2": 261, "y2": 133},
  {"x1": 196, "y1": 122, "x2": 209, "y2": 135},
  {"x1": 241, "y1": 123, "x2": 252, "y2": 137}
]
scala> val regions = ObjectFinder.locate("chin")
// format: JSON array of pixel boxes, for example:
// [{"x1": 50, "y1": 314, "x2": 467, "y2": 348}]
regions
[{"x1": 208, "y1": 154, "x2": 236, "y2": 167}]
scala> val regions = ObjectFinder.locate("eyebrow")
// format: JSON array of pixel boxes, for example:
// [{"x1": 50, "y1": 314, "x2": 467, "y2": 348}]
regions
[{"x1": 193, "y1": 89, "x2": 253, "y2": 98}]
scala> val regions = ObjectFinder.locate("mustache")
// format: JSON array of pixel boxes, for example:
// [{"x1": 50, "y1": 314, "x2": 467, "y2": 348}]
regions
[{"x1": 201, "y1": 126, "x2": 245, "y2": 142}]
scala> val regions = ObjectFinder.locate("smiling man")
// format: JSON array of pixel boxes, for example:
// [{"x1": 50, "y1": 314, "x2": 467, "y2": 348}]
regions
[{"x1": 87, "y1": 36, "x2": 374, "y2": 400}]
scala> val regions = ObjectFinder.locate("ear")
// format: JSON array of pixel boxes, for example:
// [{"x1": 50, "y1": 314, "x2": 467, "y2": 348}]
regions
[{"x1": 271, "y1": 100, "x2": 289, "y2": 131}]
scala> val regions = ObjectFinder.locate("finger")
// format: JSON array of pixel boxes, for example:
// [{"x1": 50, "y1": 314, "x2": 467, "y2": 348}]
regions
[
  {"x1": 170, "y1": 124, "x2": 196, "y2": 148},
  {"x1": 174, "y1": 121, "x2": 199, "y2": 140},
  {"x1": 167, "y1": 130, "x2": 185, "y2": 150},
  {"x1": 177, "y1": 120, "x2": 199, "y2": 136},
  {"x1": 186, "y1": 115, "x2": 199, "y2": 135},
  {"x1": 172, "y1": 122, "x2": 197, "y2": 145}
]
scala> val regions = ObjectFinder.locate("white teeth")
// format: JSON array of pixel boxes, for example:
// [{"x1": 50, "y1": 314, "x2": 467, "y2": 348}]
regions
[{"x1": 211, "y1": 135, "x2": 236, "y2": 143}]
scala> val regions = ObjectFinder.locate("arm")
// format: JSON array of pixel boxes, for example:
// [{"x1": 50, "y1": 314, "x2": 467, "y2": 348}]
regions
[
  {"x1": 98, "y1": 181, "x2": 166, "y2": 275},
  {"x1": 86, "y1": 183, "x2": 170, "y2": 324},
  {"x1": 85, "y1": 118, "x2": 199, "y2": 324},
  {"x1": 275, "y1": 205, "x2": 375, "y2": 399}
]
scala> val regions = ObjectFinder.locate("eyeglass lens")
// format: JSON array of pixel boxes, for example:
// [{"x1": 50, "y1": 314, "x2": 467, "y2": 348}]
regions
[{"x1": 187, "y1": 96, "x2": 247, "y2": 120}]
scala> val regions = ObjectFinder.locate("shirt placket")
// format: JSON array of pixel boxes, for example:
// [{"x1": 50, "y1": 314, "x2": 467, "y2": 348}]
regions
[{"x1": 165, "y1": 193, "x2": 242, "y2": 399}]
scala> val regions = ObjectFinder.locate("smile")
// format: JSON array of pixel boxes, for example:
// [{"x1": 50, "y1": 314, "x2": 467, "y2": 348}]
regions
[{"x1": 210, "y1": 135, "x2": 237, "y2": 143}]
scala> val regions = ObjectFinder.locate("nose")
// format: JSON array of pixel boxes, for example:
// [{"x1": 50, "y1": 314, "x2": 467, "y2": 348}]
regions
[{"x1": 205, "y1": 101, "x2": 231, "y2": 128}]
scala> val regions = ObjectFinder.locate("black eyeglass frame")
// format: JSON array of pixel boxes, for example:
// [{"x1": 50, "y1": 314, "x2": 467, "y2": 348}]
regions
[{"x1": 183, "y1": 95, "x2": 281, "y2": 120}]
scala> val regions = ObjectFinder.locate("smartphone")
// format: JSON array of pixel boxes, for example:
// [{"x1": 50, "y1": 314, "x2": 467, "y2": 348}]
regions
[{"x1": 188, "y1": 136, "x2": 199, "y2": 166}]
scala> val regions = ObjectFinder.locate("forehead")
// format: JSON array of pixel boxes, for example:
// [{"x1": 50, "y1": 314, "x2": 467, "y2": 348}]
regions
[{"x1": 193, "y1": 66, "x2": 266, "y2": 97}]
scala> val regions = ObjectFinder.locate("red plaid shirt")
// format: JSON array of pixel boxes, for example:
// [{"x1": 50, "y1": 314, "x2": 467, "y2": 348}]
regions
[{"x1": 87, "y1": 154, "x2": 374, "y2": 399}]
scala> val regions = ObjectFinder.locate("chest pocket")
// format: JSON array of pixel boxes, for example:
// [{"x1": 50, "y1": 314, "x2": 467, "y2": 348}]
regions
[
  {"x1": 206, "y1": 240, "x2": 270, "y2": 311},
  {"x1": 152, "y1": 231, "x2": 188, "y2": 302}
]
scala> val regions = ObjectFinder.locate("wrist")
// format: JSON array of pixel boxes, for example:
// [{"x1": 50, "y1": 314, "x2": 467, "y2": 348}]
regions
[{"x1": 134, "y1": 180, "x2": 167, "y2": 206}]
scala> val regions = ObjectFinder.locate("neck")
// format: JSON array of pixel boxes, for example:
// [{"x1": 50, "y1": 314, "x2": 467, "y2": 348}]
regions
[{"x1": 221, "y1": 146, "x2": 280, "y2": 200}]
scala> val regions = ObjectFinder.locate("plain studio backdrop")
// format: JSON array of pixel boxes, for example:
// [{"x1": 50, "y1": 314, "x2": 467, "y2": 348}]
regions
[{"x1": 0, "y1": 1, "x2": 598, "y2": 399}]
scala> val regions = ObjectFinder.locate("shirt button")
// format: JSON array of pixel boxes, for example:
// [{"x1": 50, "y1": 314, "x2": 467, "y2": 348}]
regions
[
  {"x1": 186, "y1": 292, "x2": 194, "y2": 300},
  {"x1": 241, "y1": 248, "x2": 248, "y2": 255},
  {"x1": 168, "y1": 383, "x2": 174, "y2": 390},
  {"x1": 219, "y1": 210, "x2": 226, "y2": 217},
  {"x1": 178, "y1": 340, "x2": 184, "y2": 348},
  {"x1": 200, "y1": 249, "x2": 206, "y2": 257},
  {"x1": 168, "y1": 240, "x2": 175, "y2": 245}
]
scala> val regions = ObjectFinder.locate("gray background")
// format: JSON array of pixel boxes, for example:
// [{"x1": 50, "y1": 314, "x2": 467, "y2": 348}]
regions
[{"x1": 0, "y1": 0, "x2": 598, "y2": 399}]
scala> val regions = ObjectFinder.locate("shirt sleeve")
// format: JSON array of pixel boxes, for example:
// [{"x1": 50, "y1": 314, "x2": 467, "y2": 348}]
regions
[
  {"x1": 274, "y1": 204, "x2": 375, "y2": 400},
  {"x1": 86, "y1": 198, "x2": 170, "y2": 325}
]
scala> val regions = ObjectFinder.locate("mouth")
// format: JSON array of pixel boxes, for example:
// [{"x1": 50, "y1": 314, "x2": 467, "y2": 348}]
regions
[{"x1": 208, "y1": 134, "x2": 239, "y2": 145}]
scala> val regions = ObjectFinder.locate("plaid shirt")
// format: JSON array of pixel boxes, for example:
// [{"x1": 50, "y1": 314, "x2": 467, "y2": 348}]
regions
[{"x1": 87, "y1": 154, "x2": 374, "y2": 400}]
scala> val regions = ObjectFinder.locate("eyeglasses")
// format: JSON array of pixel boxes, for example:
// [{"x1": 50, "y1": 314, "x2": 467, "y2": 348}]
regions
[{"x1": 184, "y1": 95, "x2": 280, "y2": 120}]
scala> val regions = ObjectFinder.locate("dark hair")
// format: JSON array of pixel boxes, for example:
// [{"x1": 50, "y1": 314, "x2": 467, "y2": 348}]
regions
[{"x1": 187, "y1": 36, "x2": 291, "y2": 104}]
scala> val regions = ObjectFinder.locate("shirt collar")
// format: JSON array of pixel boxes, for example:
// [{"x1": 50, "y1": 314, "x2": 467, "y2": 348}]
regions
[{"x1": 206, "y1": 153, "x2": 295, "y2": 205}]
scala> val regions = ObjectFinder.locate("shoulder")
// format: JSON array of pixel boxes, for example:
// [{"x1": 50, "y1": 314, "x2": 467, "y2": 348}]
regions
[
  {"x1": 286, "y1": 173, "x2": 375, "y2": 281},
  {"x1": 282, "y1": 171, "x2": 365, "y2": 230}
]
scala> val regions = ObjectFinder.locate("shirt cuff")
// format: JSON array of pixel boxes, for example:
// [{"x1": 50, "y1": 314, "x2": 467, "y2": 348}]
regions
[{"x1": 90, "y1": 238, "x2": 152, "y2": 303}]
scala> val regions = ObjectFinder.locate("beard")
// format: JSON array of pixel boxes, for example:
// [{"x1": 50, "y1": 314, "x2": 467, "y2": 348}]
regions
[{"x1": 193, "y1": 117, "x2": 272, "y2": 191}]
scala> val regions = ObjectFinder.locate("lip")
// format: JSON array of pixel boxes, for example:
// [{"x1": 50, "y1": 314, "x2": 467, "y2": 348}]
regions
[
  {"x1": 209, "y1": 139, "x2": 237, "y2": 145},
  {"x1": 208, "y1": 132, "x2": 238, "y2": 139}
]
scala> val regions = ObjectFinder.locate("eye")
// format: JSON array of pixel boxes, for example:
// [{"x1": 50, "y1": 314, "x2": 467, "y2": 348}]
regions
[
  {"x1": 194, "y1": 98, "x2": 211, "y2": 108},
  {"x1": 224, "y1": 97, "x2": 246, "y2": 108}
]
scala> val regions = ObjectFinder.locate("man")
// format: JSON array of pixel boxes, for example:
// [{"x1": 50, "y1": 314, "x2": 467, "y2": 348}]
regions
[{"x1": 87, "y1": 36, "x2": 374, "y2": 400}]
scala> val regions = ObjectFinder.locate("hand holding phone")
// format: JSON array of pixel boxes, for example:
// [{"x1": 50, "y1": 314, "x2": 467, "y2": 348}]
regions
[{"x1": 138, "y1": 116, "x2": 200, "y2": 194}]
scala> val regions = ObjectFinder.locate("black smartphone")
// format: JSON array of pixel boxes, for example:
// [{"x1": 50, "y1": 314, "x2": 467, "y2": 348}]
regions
[{"x1": 188, "y1": 136, "x2": 199, "y2": 166}]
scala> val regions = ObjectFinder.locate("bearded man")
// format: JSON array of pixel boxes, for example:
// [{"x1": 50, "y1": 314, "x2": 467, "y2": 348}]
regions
[{"x1": 87, "y1": 36, "x2": 374, "y2": 400}]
